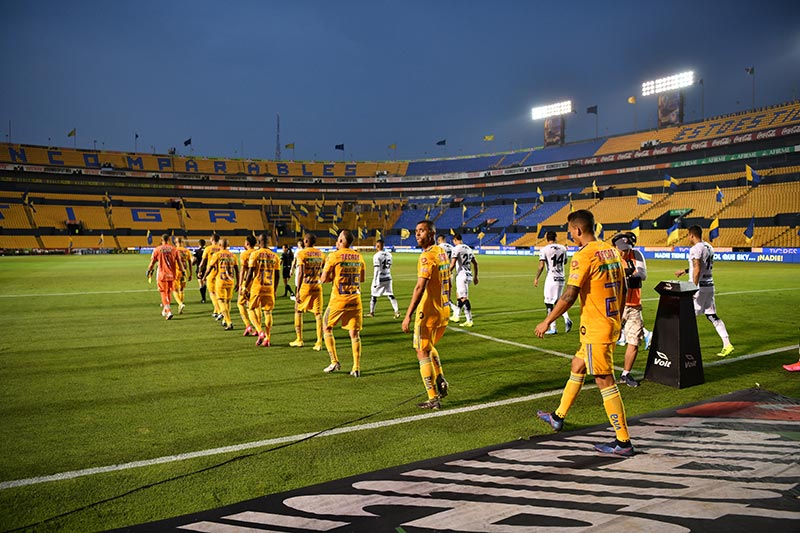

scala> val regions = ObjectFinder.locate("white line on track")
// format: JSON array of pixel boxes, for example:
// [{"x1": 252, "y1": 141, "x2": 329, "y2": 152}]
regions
[
  {"x1": 1, "y1": 340, "x2": 796, "y2": 491},
  {"x1": 0, "y1": 289, "x2": 153, "y2": 298}
]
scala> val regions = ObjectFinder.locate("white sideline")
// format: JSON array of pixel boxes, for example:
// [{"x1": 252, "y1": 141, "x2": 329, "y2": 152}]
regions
[{"x1": 1, "y1": 341, "x2": 796, "y2": 491}]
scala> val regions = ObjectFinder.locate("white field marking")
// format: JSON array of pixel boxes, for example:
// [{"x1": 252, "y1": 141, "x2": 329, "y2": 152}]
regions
[
  {"x1": 0, "y1": 387, "x2": 578, "y2": 491},
  {"x1": 1, "y1": 341, "x2": 796, "y2": 492}
]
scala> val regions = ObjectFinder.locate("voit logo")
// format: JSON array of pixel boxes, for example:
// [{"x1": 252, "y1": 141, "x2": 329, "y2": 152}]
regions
[
  {"x1": 654, "y1": 350, "x2": 672, "y2": 368},
  {"x1": 684, "y1": 353, "x2": 698, "y2": 369}
]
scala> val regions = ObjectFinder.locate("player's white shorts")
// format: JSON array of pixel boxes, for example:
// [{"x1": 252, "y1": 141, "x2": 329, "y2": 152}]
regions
[
  {"x1": 621, "y1": 306, "x2": 644, "y2": 345},
  {"x1": 371, "y1": 279, "x2": 394, "y2": 297},
  {"x1": 456, "y1": 271, "x2": 472, "y2": 299},
  {"x1": 693, "y1": 286, "x2": 717, "y2": 316},
  {"x1": 543, "y1": 278, "x2": 565, "y2": 305}
]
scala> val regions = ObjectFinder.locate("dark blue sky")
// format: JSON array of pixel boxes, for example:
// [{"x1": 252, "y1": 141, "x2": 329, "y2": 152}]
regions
[{"x1": 1, "y1": 0, "x2": 798, "y2": 162}]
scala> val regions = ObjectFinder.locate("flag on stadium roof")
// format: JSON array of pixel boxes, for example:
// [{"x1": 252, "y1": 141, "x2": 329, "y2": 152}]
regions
[
  {"x1": 630, "y1": 219, "x2": 640, "y2": 240},
  {"x1": 746, "y1": 164, "x2": 761, "y2": 185},
  {"x1": 586, "y1": 105, "x2": 598, "y2": 114},
  {"x1": 334, "y1": 143, "x2": 344, "y2": 151},
  {"x1": 709, "y1": 218, "x2": 720, "y2": 242},
  {"x1": 537, "y1": 223, "x2": 544, "y2": 238},
  {"x1": 400, "y1": 228, "x2": 410, "y2": 240},
  {"x1": 568, "y1": 193, "x2": 574, "y2": 213},
  {"x1": 67, "y1": 128, "x2": 76, "y2": 137},
  {"x1": 183, "y1": 138, "x2": 192, "y2": 146},
  {"x1": 513, "y1": 201, "x2": 520, "y2": 218},
  {"x1": 284, "y1": 142, "x2": 295, "y2": 150},
  {"x1": 636, "y1": 190, "x2": 652, "y2": 204},
  {"x1": 425, "y1": 205, "x2": 431, "y2": 220},
  {"x1": 375, "y1": 229, "x2": 382, "y2": 240},
  {"x1": 483, "y1": 135, "x2": 494, "y2": 142},
  {"x1": 537, "y1": 186, "x2": 544, "y2": 203},
  {"x1": 436, "y1": 139, "x2": 446, "y2": 146},
  {"x1": 666, "y1": 222, "x2": 680, "y2": 245},
  {"x1": 68, "y1": 235, "x2": 73, "y2": 251},
  {"x1": 716, "y1": 186, "x2": 724, "y2": 203},
  {"x1": 592, "y1": 180, "x2": 599, "y2": 195},
  {"x1": 98, "y1": 233, "x2": 105, "y2": 246},
  {"x1": 477, "y1": 231, "x2": 485, "y2": 241},
  {"x1": 146, "y1": 229, "x2": 152, "y2": 245},
  {"x1": 435, "y1": 196, "x2": 442, "y2": 207},
  {"x1": 744, "y1": 214, "x2": 755, "y2": 244},
  {"x1": 450, "y1": 228, "x2": 455, "y2": 236},
  {"x1": 500, "y1": 230, "x2": 507, "y2": 246},
  {"x1": 462, "y1": 204, "x2": 468, "y2": 217},
  {"x1": 745, "y1": 66, "x2": 755, "y2": 75},
  {"x1": 388, "y1": 143, "x2": 397, "y2": 150},
  {"x1": 627, "y1": 96, "x2": 637, "y2": 104},
  {"x1": 357, "y1": 226, "x2": 365, "y2": 240}
]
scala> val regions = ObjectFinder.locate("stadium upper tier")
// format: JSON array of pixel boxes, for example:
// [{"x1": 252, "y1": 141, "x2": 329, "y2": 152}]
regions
[{"x1": 2, "y1": 101, "x2": 799, "y2": 180}]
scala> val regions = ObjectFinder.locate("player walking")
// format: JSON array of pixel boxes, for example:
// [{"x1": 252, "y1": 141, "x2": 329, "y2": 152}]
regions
[{"x1": 534, "y1": 231, "x2": 572, "y2": 334}]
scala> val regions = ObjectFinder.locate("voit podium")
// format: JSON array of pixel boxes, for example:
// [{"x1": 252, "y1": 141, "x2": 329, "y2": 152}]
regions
[{"x1": 644, "y1": 280, "x2": 704, "y2": 388}]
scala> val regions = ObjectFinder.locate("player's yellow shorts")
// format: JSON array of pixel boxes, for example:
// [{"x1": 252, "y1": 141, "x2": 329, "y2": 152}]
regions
[
  {"x1": 413, "y1": 322, "x2": 447, "y2": 352},
  {"x1": 323, "y1": 303, "x2": 362, "y2": 331},
  {"x1": 215, "y1": 281, "x2": 234, "y2": 301},
  {"x1": 207, "y1": 274, "x2": 218, "y2": 293},
  {"x1": 576, "y1": 342, "x2": 616, "y2": 376},
  {"x1": 175, "y1": 272, "x2": 188, "y2": 290},
  {"x1": 249, "y1": 286, "x2": 275, "y2": 310},
  {"x1": 237, "y1": 286, "x2": 250, "y2": 306},
  {"x1": 296, "y1": 286, "x2": 323, "y2": 314}
]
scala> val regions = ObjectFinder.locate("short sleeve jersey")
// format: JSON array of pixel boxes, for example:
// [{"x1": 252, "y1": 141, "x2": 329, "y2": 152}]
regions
[
  {"x1": 202, "y1": 244, "x2": 222, "y2": 277},
  {"x1": 209, "y1": 249, "x2": 238, "y2": 285},
  {"x1": 416, "y1": 244, "x2": 452, "y2": 327},
  {"x1": 567, "y1": 240, "x2": 624, "y2": 344},
  {"x1": 240, "y1": 247, "x2": 255, "y2": 284},
  {"x1": 373, "y1": 250, "x2": 393, "y2": 282},
  {"x1": 453, "y1": 244, "x2": 475, "y2": 278},
  {"x1": 281, "y1": 249, "x2": 294, "y2": 269},
  {"x1": 539, "y1": 243, "x2": 567, "y2": 283},
  {"x1": 248, "y1": 247, "x2": 280, "y2": 292},
  {"x1": 152, "y1": 243, "x2": 179, "y2": 282},
  {"x1": 176, "y1": 246, "x2": 192, "y2": 277},
  {"x1": 323, "y1": 248, "x2": 366, "y2": 309},
  {"x1": 296, "y1": 247, "x2": 326, "y2": 289},
  {"x1": 688, "y1": 240, "x2": 715, "y2": 287}
]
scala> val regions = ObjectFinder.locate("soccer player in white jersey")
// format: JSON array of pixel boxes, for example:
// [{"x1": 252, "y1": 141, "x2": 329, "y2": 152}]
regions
[
  {"x1": 534, "y1": 231, "x2": 573, "y2": 334},
  {"x1": 675, "y1": 225, "x2": 734, "y2": 357},
  {"x1": 437, "y1": 234, "x2": 458, "y2": 317},
  {"x1": 450, "y1": 233, "x2": 479, "y2": 327},
  {"x1": 368, "y1": 239, "x2": 400, "y2": 318}
]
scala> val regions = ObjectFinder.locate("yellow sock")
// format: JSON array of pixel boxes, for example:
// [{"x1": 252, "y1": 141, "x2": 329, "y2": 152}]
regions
[
  {"x1": 248, "y1": 308, "x2": 262, "y2": 333},
  {"x1": 555, "y1": 372, "x2": 585, "y2": 420},
  {"x1": 315, "y1": 315, "x2": 323, "y2": 345},
  {"x1": 324, "y1": 331, "x2": 338, "y2": 363},
  {"x1": 351, "y1": 334, "x2": 361, "y2": 371},
  {"x1": 210, "y1": 292, "x2": 220, "y2": 314},
  {"x1": 223, "y1": 302, "x2": 231, "y2": 325},
  {"x1": 294, "y1": 312, "x2": 303, "y2": 341},
  {"x1": 419, "y1": 356, "x2": 436, "y2": 399},
  {"x1": 601, "y1": 384, "x2": 630, "y2": 443},
  {"x1": 238, "y1": 302, "x2": 251, "y2": 328},
  {"x1": 264, "y1": 311, "x2": 273, "y2": 338},
  {"x1": 430, "y1": 346, "x2": 443, "y2": 381}
]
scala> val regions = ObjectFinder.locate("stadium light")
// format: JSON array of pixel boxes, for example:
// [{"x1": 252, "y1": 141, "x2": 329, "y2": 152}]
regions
[
  {"x1": 641, "y1": 71, "x2": 694, "y2": 96},
  {"x1": 531, "y1": 100, "x2": 572, "y2": 120}
]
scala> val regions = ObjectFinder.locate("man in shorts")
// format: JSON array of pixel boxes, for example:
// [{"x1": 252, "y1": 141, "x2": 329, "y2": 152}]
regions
[{"x1": 289, "y1": 233, "x2": 326, "y2": 350}]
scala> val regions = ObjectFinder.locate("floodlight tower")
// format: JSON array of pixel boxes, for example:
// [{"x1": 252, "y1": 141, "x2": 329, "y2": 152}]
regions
[
  {"x1": 641, "y1": 71, "x2": 695, "y2": 128},
  {"x1": 530, "y1": 100, "x2": 572, "y2": 147}
]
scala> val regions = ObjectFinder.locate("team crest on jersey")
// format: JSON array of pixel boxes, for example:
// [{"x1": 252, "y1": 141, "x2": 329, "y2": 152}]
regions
[{"x1": 571, "y1": 260, "x2": 579, "y2": 269}]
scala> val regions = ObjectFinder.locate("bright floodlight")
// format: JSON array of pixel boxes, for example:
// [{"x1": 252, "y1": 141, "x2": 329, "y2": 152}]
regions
[
  {"x1": 531, "y1": 100, "x2": 572, "y2": 120},
  {"x1": 641, "y1": 71, "x2": 694, "y2": 96}
]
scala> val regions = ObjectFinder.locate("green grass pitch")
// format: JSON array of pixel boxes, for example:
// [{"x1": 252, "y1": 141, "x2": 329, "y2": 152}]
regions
[{"x1": 0, "y1": 252, "x2": 798, "y2": 531}]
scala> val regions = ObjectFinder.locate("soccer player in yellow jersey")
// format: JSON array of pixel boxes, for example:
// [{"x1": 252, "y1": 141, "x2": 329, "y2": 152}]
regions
[
  {"x1": 289, "y1": 233, "x2": 326, "y2": 350},
  {"x1": 402, "y1": 220, "x2": 452, "y2": 410},
  {"x1": 172, "y1": 236, "x2": 193, "y2": 315},
  {"x1": 534, "y1": 209, "x2": 634, "y2": 456},
  {"x1": 238, "y1": 235, "x2": 258, "y2": 337},
  {"x1": 320, "y1": 230, "x2": 366, "y2": 376},
  {"x1": 204, "y1": 239, "x2": 239, "y2": 330},
  {"x1": 245, "y1": 234, "x2": 280, "y2": 347},
  {"x1": 199, "y1": 233, "x2": 223, "y2": 320}
]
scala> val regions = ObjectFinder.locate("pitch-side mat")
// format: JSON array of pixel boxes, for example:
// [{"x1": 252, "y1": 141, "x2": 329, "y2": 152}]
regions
[{"x1": 117, "y1": 388, "x2": 800, "y2": 532}]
